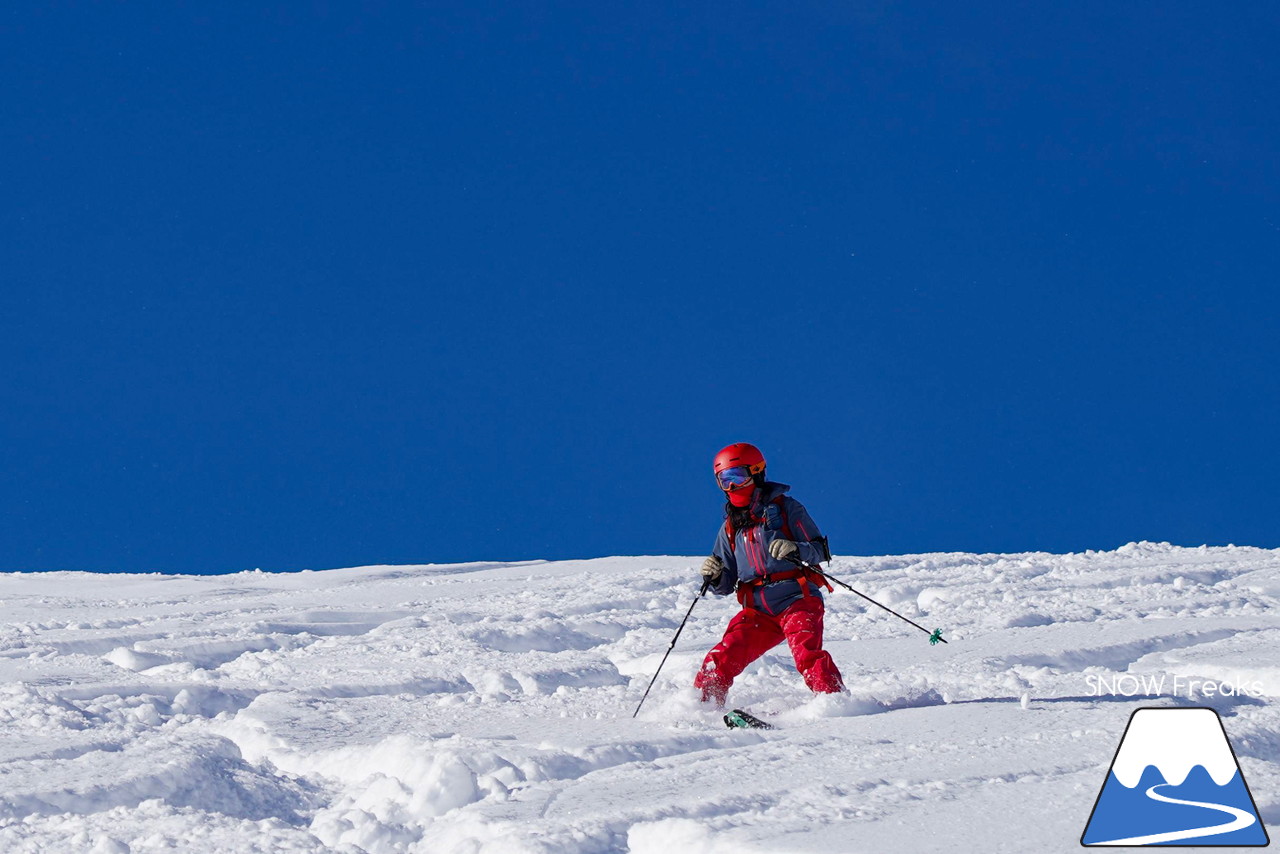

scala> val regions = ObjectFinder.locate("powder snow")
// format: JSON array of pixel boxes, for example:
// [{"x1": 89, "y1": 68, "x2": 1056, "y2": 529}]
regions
[{"x1": 0, "y1": 544, "x2": 1276, "y2": 853}]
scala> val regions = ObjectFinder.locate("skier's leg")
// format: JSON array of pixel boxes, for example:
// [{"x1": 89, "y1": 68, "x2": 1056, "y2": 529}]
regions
[
  {"x1": 694, "y1": 608, "x2": 784, "y2": 705},
  {"x1": 778, "y1": 597, "x2": 845, "y2": 693}
]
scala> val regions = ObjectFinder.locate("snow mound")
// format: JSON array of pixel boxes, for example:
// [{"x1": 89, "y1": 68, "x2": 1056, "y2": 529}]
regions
[{"x1": 0, "y1": 546, "x2": 1277, "y2": 852}]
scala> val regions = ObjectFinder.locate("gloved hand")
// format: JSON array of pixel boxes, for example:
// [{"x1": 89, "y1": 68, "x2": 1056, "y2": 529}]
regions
[
  {"x1": 700, "y1": 555, "x2": 724, "y2": 582},
  {"x1": 768, "y1": 538, "x2": 799, "y2": 561}
]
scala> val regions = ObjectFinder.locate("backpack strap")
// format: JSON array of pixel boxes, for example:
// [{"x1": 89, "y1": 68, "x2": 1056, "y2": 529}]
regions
[
  {"x1": 725, "y1": 495, "x2": 831, "y2": 585},
  {"x1": 734, "y1": 567, "x2": 833, "y2": 609},
  {"x1": 770, "y1": 495, "x2": 794, "y2": 540},
  {"x1": 723, "y1": 500, "x2": 770, "y2": 554},
  {"x1": 775, "y1": 497, "x2": 834, "y2": 593}
]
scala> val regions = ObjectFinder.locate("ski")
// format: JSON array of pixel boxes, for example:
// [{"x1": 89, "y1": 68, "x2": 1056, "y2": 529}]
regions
[{"x1": 724, "y1": 708, "x2": 774, "y2": 730}]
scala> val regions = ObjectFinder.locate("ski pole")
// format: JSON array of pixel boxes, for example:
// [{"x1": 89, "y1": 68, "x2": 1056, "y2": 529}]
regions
[
  {"x1": 786, "y1": 556, "x2": 947, "y2": 644},
  {"x1": 633, "y1": 576, "x2": 713, "y2": 717}
]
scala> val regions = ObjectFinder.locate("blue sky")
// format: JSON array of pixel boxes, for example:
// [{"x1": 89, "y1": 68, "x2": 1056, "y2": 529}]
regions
[{"x1": 3, "y1": 3, "x2": 1277, "y2": 573}]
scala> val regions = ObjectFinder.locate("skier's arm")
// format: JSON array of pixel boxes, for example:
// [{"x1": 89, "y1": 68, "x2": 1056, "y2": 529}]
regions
[
  {"x1": 783, "y1": 498, "x2": 831, "y2": 565},
  {"x1": 709, "y1": 523, "x2": 738, "y2": 596}
]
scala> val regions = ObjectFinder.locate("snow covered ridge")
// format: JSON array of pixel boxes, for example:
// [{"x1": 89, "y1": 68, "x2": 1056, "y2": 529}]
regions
[{"x1": 0, "y1": 544, "x2": 1276, "y2": 853}]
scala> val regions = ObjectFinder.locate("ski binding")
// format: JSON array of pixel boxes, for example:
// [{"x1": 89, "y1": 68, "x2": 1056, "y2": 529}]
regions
[{"x1": 724, "y1": 708, "x2": 774, "y2": 729}]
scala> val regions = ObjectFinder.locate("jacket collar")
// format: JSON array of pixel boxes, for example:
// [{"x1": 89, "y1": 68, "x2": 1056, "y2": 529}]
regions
[
  {"x1": 754, "y1": 481, "x2": 790, "y2": 505},
  {"x1": 738, "y1": 481, "x2": 790, "y2": 516}
]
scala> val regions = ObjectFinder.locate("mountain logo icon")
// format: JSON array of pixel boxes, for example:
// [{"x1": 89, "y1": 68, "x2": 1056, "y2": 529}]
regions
[{"x1": 1082, "y1": 707, "x2": 1270, "y2": 847}]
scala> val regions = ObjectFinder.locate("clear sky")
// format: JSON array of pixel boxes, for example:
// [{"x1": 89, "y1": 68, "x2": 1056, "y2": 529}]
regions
[{"x1": 3, "y1": 3, "x2": 1277, "y2": 574}]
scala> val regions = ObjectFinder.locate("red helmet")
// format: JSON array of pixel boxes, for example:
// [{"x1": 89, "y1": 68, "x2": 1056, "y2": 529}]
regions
[{"x1": 713, "y1": 442, "x2": 766, "y2": 492}]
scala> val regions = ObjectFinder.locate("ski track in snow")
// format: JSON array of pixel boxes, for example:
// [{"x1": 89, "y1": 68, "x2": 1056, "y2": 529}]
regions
[
  {"x1": 0, "y1": 543, "x2": 1275, "y2": 853},
  {"x1": 1091, "y1": 782, "x2": 1258, "y2": 845}
]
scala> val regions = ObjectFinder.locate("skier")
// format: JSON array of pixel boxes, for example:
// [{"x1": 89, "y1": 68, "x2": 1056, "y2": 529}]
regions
[{"x1": 694, "y1": 443, "x2": 845, "y2": 705}]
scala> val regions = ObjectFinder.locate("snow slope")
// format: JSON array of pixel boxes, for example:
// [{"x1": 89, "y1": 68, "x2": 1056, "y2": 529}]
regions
[{"x1": 0, "y1": 543, "x2": 1276, "y2": 853}]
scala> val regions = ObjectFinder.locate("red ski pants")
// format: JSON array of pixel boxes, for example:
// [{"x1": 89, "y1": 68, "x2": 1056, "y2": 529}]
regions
[{"x1": 694, "y1": 596, "x2": 844, "y2": 704}]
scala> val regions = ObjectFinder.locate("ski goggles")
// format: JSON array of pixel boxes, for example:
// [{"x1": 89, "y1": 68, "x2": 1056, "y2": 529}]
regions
[{"x1": 716, "y1": 465, "x2": 760, "y2": 491}]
